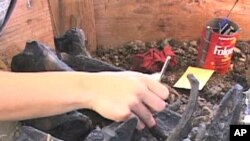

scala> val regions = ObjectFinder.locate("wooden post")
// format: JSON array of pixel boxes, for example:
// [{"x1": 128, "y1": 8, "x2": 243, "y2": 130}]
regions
[{"x1": 48, "y1": 0, "x2": 97, "y2": 52}]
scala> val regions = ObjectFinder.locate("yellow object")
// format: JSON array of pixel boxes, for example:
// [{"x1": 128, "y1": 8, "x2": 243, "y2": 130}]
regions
[{"x1": 173, "y1": 67, "x2": 214, "y2": 90}]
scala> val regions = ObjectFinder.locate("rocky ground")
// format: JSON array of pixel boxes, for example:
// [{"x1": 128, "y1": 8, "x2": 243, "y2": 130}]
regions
[
  {"x1": 0, "y1": 38, "x2": 248, "y2": 141},
  {"x1": 95, "y1": 39, "x2": 250, "y2": 124}
]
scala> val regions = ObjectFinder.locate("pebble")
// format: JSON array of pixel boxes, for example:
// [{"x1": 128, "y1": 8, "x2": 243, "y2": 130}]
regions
[
  {"x1": 190, "y1": 40, "x2": 198, "y2": 47},
  {"x1": 188, "y1": 46, "x2": 198, "y2": 55},
  {"x1": 182, "y1": 138, "x2": 191, "y2": 141},
  {"x1": 209, "y1": 85, "x2": 223, "y2": 95},
  {"x1": 163, "y1": 38, "x2": 172, "y2": 46},
  {"x1": 175, "y1": 48, "x2": 185, "y2": 55}
]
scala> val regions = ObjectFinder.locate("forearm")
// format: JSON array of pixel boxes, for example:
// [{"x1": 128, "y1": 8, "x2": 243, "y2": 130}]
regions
[
  {"x1": 0, "y1": 70, "x2": 169, "y2": 128},
  {"x1": 0, "y1": 71, "x2": 92, "y2": 121}
]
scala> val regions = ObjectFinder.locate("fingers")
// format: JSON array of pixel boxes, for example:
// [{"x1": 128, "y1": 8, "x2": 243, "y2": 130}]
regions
[
  {"x1": 130, "y1": 91, "x2": 166, "y2": 129},
  {"x1": 142, "y1": 76, "x2": 169, "y2": 100},
  {"x1": 130, "y1": 73, "x2": 168, "y2": 129},
  {"x1": 129, "y1": 113, "x2": 145, "y2": 130},
  {"x1": 131, "y1": 102, "x2": 156, "y2": 128},
  {"x1": 142, "y1": 90, "x2": 167, "y2": 112}
]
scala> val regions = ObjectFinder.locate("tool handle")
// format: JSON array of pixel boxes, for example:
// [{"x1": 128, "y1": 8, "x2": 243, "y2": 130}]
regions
[
  {"x1": 227, "y1": 0, "x2": 239, "y2": 18},
  {"x1": 159, "y1": 56, "x2": 172, "y2": 81}
]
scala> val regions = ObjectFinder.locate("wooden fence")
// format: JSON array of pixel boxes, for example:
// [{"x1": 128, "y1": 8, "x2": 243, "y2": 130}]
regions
[
  {"x1": 0, "y1": 0, "x2": 250, "y2": 61},
  {"x1": 0, "y1": 0, "x2": 54, "y2": 62},
  {"x1": 92, "y1": 0, "x2": 250, "y2": 47}
]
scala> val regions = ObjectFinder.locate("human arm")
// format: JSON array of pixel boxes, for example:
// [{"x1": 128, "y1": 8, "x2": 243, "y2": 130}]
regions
[{"x1": 0, "y1": 71, "x2": 169, "y2": 128}]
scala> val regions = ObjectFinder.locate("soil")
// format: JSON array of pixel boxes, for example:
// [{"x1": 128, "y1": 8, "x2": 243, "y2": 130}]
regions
[
  {"x1": 0, "y1": 38, "x2": 249, "y2": 140},
  {"x1": 95, "y1": 38, "x2": 250, "y2": 124}
]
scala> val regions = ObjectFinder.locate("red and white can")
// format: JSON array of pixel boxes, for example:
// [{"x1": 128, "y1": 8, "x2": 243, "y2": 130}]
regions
[{"x1": 197, "y1": 18, "x2": 240, "y2": 74}]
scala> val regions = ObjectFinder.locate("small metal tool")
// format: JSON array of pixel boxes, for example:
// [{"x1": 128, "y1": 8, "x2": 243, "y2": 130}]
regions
[
  {"x1": 227, "y1": 0, "x2": 239, "y2": 18},
  {"x1": 219, "y1": 0, "x2": 239, "y2": 34},
  {"x1": 159, "y1": 56, "x2": 172, "y2": 81},
  {"x1": 27, "y1": 0, "x2": 32, "y2": 8}
]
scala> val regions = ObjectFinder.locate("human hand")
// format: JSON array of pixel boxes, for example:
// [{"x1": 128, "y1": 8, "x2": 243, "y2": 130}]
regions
[{"x1": 85, "y1": 71, "x2": 169, "y2": 129}]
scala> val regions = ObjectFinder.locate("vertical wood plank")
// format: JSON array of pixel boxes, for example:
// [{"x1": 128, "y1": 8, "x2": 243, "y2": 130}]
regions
[
  {"x1": 0, "y1": 0, "x2": 54, "y2": 65},
  {"x1": 48, "y1": 0, "x2": 97, "y2": 52},
  {"x1": 93, "y1": 0, "x2": 250, "y2": 48}
]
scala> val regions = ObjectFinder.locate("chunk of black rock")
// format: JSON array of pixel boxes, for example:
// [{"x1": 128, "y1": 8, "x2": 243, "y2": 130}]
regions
[
  {"x1": 200, "y1": 84, "x2": 244, "y2": 141},
  {"x1": 85, "y1": 118, "x2": 137, "y2": 141},
  {"x1": 60, "y1": 53, "x2": 124, "y2": 72},
  {"x1": 23, "y1": 111, "x2": 93, "y2": 141},
  {"x1": 109, "y1": 118, "x2": 137, "y2": 141},
  {"x1": 150, "y1": 109, "x2": 182, "y2": 141},
  {"x1": 54, "y1": 27, "x2": 91, "y2": 57},
  {"x1": 11, "y1": 41, "x2": 73, "y2": 72},
  {"x1": 85, "y1": 128, "x2": 105, "y2": 141},
  {"x1": 13, "y1": 126, "x2": 62, "y2": 141}
]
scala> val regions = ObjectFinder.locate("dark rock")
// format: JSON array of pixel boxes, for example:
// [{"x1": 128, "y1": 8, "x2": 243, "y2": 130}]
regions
[
  {"x1": 23, "y1": 111, "x2": 93, "y2": 141},
  {"x1": 86, "y1": 118, "x2": 137, "y2": 141},
  {"x1": 131, "y1": 129, "x2": 158, "y2": 141},
  {"x1": 129, "y1": 109, "x2": 182, "y2": 141},
  {"x1": 79, "y1": 109, "x2": 113, "y2": 128},
  {"x1": 13, "y1": 126, "x2": 62, "y2": 141},
  {"x1": 60, "y1": 53, "x2": 124, "y2": 72},
  {"x1": 198, "y1": 84, "x2": 244, "y2": 141},
  {"x1": 54, "y1": 27, "x2": 91, "y2": 57},
  {"x1": 168, "y1": 100, "x2": 182, "y2": 111},
  {"x1": 0, "y1": 122, "x2": 20, "y2": 141},
  {"x1": 11, "y1": 41, "x2": 73, "y2": 72},
  {"x1": 109, "y1": 118, "x2": 137, "y2": 141},
  {"x1": 85, "y1": 128, "x2": 105, "y2": 141},
  {"x1": 55, "y1": 28, "x2": 124, "y2": 72},
  {"x1": 150, "y1": 109, "x2": 182, "y2": 140},
  {"x1": 167, "y1": 74, "x2": 199, "y2": 141}
]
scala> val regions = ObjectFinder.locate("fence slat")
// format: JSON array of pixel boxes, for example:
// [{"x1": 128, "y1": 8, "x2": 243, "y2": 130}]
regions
[{"x1": 48, "y1": 0, "x2": 97, "y2": 52}]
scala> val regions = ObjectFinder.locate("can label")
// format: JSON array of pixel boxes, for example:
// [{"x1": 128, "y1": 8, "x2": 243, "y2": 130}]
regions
[{"x1": 197, "y1": 18, "x2": 239, "y2": 74}]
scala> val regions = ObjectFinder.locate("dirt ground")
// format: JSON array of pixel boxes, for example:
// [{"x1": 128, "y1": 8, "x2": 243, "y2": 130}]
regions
[
  {"x1": 95, "y1": 39, "x2": 250, "y2": 124},
  {"x1": 0, "y1": 38, "x2": 249, "y2": 130}
]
